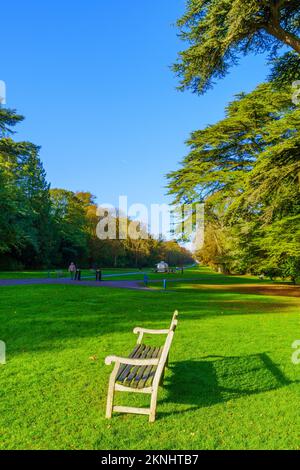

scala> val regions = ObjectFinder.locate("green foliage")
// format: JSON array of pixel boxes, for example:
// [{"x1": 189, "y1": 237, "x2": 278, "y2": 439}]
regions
[
  {"x1": 50, "y1": 189, "x2": 89, "y2": 266},
  {"x1": 168, "y1": 82, "x2": 300, "y2": 280},
  {"x1": 0, "y1": 108, "x2": 24, "y2": 134},
  {"x1": 174, "y1": 0, "x2": 300, "y2": 93},
  {"x1": 281, "y1": 256, "x2": 300, "y2": 284},
  {"x1": 269, "y1": 51, "x2": 300, "y2": 86},
  {"x1": 168, "y1": 83, "x2": 292, "y2": 204},
  {"x1": 0, "y1": 107, "x2": 193, "y2": 269},
  {"x1": 0, "y1": 109, "x2": 53, "y2": 267}
]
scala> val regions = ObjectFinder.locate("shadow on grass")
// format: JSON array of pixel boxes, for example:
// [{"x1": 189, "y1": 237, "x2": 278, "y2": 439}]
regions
[
  {"x1": 150, "y1": 273, "x2": 270, "y2": 286},
  {"x1": 159, "y1": 353, "x2": 297, "y2": 418},
  {"x1": 1, "y1": 284, "x2": 297, "y2": 356},
  {"x1": 168, "y1": 283, "x2": 300, "y2": 300}
]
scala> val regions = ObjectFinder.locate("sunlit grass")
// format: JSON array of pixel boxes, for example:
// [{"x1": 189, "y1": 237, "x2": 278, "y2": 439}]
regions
[{"x1": 0, "y1": 267, "x2": 300, "y2": 449}]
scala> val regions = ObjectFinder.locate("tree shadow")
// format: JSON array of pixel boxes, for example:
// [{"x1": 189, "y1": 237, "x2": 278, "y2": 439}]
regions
[
  {"x1": 159, "y1": 353, "x2": 297, "y2": 418},
  {"x1": 1, "y1": 284, "x2": 297, "y2": 356}
]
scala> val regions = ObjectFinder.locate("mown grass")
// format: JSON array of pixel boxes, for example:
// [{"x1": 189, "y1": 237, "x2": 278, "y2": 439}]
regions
[{"x1": 0, "y1": 267, "x2": 300, "y2": 450}]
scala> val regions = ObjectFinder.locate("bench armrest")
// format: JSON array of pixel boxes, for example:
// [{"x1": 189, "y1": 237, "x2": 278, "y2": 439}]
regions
[
  {"x1": 105, "y1": 355, "x2": 160, "y2": 366},
  {"x1": 133, "y1": 327, "x2": 170, "y2": 335}
]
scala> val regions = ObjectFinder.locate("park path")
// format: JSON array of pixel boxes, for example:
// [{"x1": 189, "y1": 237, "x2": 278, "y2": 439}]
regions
[
  {"x1": 0, "y1": 277, "x2": 196, "y2": 291},
  {"x1": 0, "y1": 278, "x2": 150, "y2": 291}
]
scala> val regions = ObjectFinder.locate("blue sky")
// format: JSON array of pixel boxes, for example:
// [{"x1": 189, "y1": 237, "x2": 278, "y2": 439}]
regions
[{"x1": 2, "y1": 0, "x2": 270, "y2": 209}]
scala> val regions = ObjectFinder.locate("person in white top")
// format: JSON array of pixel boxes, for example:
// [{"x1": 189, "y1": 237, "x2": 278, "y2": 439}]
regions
[{"x1": 68, "y1": 262, "x2": 76, "y2": 280}]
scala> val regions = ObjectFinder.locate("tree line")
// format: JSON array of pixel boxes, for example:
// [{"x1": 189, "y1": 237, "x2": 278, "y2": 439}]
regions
[
  {"x1": 0, "y1": 108, "x2": 193, "y2": 270},
  {"x1": 168, "y1": 0, "x2": 300, "y2": 282}
]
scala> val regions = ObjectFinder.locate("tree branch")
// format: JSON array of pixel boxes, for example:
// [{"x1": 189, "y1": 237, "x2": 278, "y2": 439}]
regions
[
  {"x1": 266, "y1": 22, "x2": 300, "y2": 53},
  {"x1": 265, "y1": 2, "x2": 300, "y2": 54}
]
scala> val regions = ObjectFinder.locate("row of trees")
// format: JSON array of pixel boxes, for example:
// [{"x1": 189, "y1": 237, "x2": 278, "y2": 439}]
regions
[
  {"x1": 0, "y1": 108, "x2": 194, "y2": 270},
  {"x1": 168, "y1": 0, "x2": 300, "y2": 282}
]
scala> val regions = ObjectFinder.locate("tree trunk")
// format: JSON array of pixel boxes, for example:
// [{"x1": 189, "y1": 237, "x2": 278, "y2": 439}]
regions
[{"x1": 267, "y1": 22, "x2": 300, "y2": 54}]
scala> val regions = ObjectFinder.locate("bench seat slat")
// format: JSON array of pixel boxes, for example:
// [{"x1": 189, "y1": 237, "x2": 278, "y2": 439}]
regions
[
  {"x1": 116, "y1": 344, "x2": 145, "y2": 382},
  {"x1": 116, "y1": 345, "x2": 163, "y2": 389},
  {"x1": 124, "y1": 345, "x2": 152, "y2": 384},
  {"x1": 134, "y1": 347, "x2": 162, "y2": 389},
  {"x1": 127, "y1": 346, "x2": 157, "y2": 388},
  {"x1": 138, "y1": 348, "x2": 162, "y2": 389}
]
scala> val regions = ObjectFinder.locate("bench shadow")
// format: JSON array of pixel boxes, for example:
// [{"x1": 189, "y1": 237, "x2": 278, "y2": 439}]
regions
[{"x1": 158, "y1": 353, "x2": 297, "y2": 419}]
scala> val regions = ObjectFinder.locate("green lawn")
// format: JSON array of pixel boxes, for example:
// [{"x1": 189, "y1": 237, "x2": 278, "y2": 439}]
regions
[
  {"x1": 0, "y1": 267, "x2": 300, "y2": 449},
  {"x1": 0, "y1": 270, "x2": 50, "y2": 279}
]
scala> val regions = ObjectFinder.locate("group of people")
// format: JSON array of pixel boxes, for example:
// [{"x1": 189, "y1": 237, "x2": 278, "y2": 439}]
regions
[{"x1": 68, "y1": 263, "x2": 102, "y2": 281}]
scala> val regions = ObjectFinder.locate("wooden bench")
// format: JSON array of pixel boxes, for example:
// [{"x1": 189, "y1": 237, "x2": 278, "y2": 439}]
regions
[{"x1": 105, "y1": 311, "x2": 178, "y2": 422}]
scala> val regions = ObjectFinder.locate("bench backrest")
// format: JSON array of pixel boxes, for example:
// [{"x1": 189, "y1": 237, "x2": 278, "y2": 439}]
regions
[
  {"x1": 153, "y1": 315, "x2": 178, "y2": 389},
  {"x1": 171, "y1": 310, "x2": 178, "y2": 328}
]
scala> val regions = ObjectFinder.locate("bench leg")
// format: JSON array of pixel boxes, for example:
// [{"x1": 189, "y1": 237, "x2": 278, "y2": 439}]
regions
[
  {"x1": 149, "y1": 389, "x2": 158, "y2": 423},
  {"x1": 159, "y1": 366, "x2": 165, "y2": 386},
  {"x1": 106, "y1": 383, "x2": 115, "y2": 419},
  {"x1": 106, "y1": 364, "x2": 119, "y2": 419},
  {"x1": 166, "y1": 353, "x2": 169, "y2": 368}
]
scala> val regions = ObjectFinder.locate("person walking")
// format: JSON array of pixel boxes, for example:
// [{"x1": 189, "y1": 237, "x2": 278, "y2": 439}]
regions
[{"x1": 68, "y1": 262, "x2": 76, "y2": 280}]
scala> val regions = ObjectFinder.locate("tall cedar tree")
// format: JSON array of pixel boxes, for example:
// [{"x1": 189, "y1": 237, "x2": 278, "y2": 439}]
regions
[{"x1": 174, "y1": 0, "x2": 300, "y2": 93}]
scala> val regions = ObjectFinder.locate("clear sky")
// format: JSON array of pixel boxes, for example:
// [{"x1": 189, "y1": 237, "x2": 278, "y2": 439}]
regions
[{"x1": 2, "y1": 0, "x2": 270, "y2": 210}]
